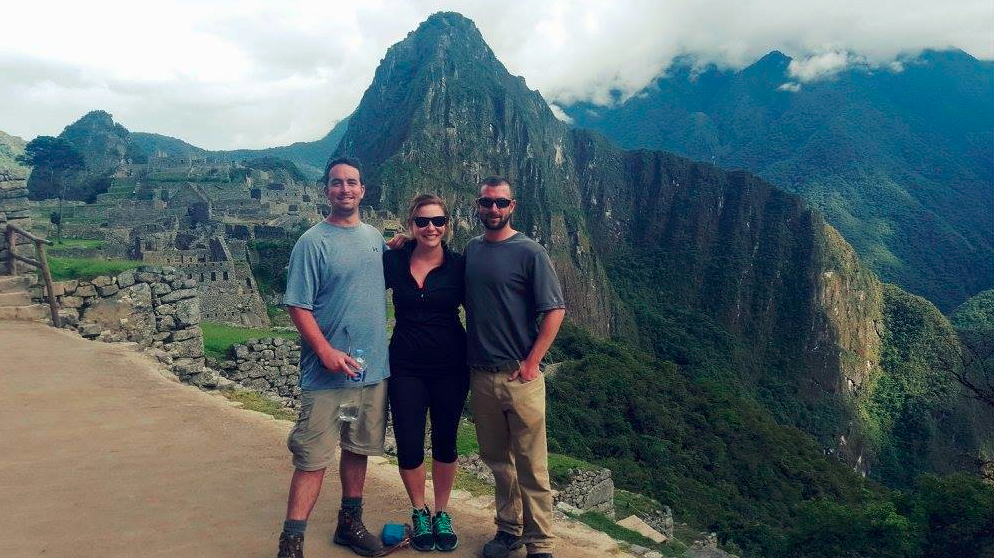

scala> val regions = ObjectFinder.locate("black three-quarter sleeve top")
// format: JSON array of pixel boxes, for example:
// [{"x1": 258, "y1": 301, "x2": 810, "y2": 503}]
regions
[{"x1": 383, "y1": 242, "x2": 466, "y2": 377}]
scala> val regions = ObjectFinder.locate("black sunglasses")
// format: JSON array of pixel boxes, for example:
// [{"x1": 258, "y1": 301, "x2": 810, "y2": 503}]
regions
[
  {"x1": 413, "y1": 216, "x2": 449, "y2": 228},
  {"x1": 477, "y1": 197, "x2": 513, "y2": 208}
]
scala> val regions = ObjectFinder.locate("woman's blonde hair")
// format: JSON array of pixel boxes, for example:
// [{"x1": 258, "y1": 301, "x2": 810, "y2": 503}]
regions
[{"x1": 406, "y1": 194, "x2": 451, "y2": 240}]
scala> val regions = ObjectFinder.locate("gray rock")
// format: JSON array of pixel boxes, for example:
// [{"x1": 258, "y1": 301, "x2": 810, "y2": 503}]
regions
[
  {"x1": 78, "y1": 322, "x2": 102, "y2": 338},
  {"x1": 75, "y1": 284, "x2": 97, "y2": 297},
  {"x1": 156, "y1": 315, "x2": 176, "y2": 332},
  {"x1": 238, "y1": 361, "x2": 260, "y2": 373},
  {"x1": 151, "y1": 282, "x2": 173, "y2": 296},
  {"x1": 170, "y1": 327, "x2": 200, "y2": 342},
  {"x1": 174, "y1": 298, "x2": 200, "y2": 326},
  {"x1": 97, "y1": 284, "x2": 119, "y2": 297},
  {"x1": 155, "y1": 303, "x2": 175, "y2": 315},
  {"x1": 159, "y1": 288, "x2": 197, "y2": 303},
  {"x1": 91, "y1": 275, "x2": 114, "y2": 287},
  {"x1": 116, "y1": 270, "x2": 136, "y2": 288},
  {"x1": 165, "y1": 337, "x2": 204, "y2": 359},
  {"x1": 61, "y1": 296, "x2": 84, "y2": 309}
]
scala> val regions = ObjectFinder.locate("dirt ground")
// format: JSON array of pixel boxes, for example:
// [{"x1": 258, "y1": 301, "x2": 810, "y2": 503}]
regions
[{"x1": 0, "y1": 321, "x2": 627, "y2": 558}]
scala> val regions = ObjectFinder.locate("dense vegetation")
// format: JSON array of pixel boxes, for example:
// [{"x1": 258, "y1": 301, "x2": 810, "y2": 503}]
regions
[
  {"x1": 546, "y1": 324, "x2": 994, "y2": 557},
  {"x1": 565, "y1": 50, "x2": 993, "y2": 312}
]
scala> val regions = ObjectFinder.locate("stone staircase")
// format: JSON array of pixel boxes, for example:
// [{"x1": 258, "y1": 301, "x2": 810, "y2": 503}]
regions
[{"x1": 0, "y1": 274, "x2": 51, "y2": 322}]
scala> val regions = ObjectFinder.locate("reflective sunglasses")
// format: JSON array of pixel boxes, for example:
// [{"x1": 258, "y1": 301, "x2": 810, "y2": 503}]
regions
[
  {"x1": 477, "y1": 197, "x2": 513, "y2": 209},
  {"x1": 413, "y1": 216, "x2": 449, "y2": 228}
]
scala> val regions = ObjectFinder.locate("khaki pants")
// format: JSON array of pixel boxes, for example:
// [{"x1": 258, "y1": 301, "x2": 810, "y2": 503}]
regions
[{"x1": 470, "y1": 367, "x2": 554, "y2": 554}]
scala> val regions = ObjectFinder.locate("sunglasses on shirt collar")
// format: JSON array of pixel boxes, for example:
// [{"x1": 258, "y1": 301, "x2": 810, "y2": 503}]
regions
[
  {"x1": 477, "y1": 197, "x2": 513, "y2": 209},
  {"x1": 413, "y1": 216, "x2": 449, "y2": 228}
]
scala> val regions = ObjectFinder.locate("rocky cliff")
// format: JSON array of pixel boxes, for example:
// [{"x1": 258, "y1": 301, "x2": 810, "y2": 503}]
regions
[{"x1": 330, "y1": 12, "x2": 982, "y2": 474}]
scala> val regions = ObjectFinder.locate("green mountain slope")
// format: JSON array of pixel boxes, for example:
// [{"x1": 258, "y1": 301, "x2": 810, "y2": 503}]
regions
[
  {"x1": 330, "y1": 10, "x2": 988, "y2": 496},
  {"x1": 564, "y1": 50, "x2": 994, "y2": 312}
]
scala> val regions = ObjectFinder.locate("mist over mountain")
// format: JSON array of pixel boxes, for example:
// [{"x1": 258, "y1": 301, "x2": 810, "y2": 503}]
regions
[{"x1": 563, "y1": 49, "x2": 994, "y2": 313}]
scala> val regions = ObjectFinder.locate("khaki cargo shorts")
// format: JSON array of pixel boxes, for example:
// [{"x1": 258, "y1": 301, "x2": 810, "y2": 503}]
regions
[{"x1": 287, "y1": 381, "x2": 388, "y2": 471}]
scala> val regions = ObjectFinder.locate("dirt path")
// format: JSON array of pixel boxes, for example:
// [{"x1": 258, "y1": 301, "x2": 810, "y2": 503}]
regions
[{"x1": 0, "y1": 321, "x2": 624, "y2": 558}]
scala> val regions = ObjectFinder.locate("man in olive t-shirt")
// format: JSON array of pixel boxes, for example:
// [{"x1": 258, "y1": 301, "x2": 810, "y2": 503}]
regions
[{"x1": 464, "y1": 177, "x2": 566, "y2": 558}]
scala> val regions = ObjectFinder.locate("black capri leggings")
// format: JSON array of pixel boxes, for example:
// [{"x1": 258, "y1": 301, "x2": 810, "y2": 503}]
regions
[{"x1": 388, "y1": 371, "x2": 470, "y2": 470}]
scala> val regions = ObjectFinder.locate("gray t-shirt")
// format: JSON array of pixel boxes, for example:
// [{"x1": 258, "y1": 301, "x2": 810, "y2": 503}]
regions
[
  {"x1": 284, "y1": 221, "x2": 389, "y2": 390},
  {"x1": 464, "y1": 232, "x2": 566, "y2": 367}
]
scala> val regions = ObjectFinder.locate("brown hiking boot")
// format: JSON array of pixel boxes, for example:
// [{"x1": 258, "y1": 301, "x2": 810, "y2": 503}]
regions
[
  {"x1": 333, "y1": 506, "x2": 385, "y2": 557},
  {"x1": 276, "y1": 532, "x2": 304, "y2": 558}
]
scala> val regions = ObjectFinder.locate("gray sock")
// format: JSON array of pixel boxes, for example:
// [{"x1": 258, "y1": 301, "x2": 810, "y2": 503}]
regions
[{"x1": 283, "y1": 518, "x2": 307, "y2": 537}]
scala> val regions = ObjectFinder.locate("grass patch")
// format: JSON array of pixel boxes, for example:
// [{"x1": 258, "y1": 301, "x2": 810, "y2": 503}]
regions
[
  {"x1": 548, "y1": 453, "x2": 598, "y2": 484},
  {"x1": 576, "y1": 512, "x2": 680, "y2": 555},
  {"x1": 456, "y1": 419, "x2": 479, "y2": 456},
  {"x1": 201, "y1": 321, "x2": 298, "y2": 362},
  {"x1": 614, "y1": 489, "x2": 665, "y2": 522},
  {"x1": 453, "y1": 469, "x2": 495, "y2": 497},
  {"x1": 48, "y1": 239, "x2": 105, "y2": 253},
  {"x1": 219, "y1": 388, "x2": 297, "y2": 421},
  {"x1": 48, "y1": 256, "x2": 141, "y2": 281}
]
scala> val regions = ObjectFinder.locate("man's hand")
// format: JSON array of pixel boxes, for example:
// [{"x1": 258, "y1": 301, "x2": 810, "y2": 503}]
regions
[
  {"x1": 386, "y1": 233, "x2": 410, "y2": 250},
  {"x1": 317, "y1": 347, "x2": 361, "y2": 379},
  {"x1": 509, "y1": 359, "x2": 541, "y2": 383}
]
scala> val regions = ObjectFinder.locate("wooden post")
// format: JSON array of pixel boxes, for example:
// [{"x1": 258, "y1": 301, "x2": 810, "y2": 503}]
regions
[
  {"x1": 6, "y1": 226, "x2": 16, "y2": 276},
  {"x1": 36, "y1": 240, "x2": 61, "y2": 328}
]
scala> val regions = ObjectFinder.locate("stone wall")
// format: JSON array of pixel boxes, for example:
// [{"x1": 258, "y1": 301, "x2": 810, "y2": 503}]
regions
[
  {"x1": 0, "y1": 170, "x2": 31, "y2": 261},
  {"x1": 554, "y1": 468, "x2": 616, "y2": 518},
  {"x1": 215, "y1": 337, "x2": 301, "y2": 406},
  {"x1": 31, "y1": 266, "x2": 215, "y2": 386}
]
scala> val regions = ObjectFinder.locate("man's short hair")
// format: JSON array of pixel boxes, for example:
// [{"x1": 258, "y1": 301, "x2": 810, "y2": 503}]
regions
[
  {"x1": 480, "y1": 176, "x2": 514, "y2": 197},
  {"x1": 323, "y1": 156, "x2": 364, "y2": 188}
]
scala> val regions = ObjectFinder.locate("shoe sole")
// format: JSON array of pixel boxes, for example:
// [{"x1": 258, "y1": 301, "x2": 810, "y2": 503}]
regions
[
  {"x1": 482, "y1": 540, "x2": 523, "y2": 558},
  {"x1": 435, "y1": 540, "x2": 458, "y2": 552},
  {"x1": 333, "y1": 533, "x2": 383, "y2": 557}
]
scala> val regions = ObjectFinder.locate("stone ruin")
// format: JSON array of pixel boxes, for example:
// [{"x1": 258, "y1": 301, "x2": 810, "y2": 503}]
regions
[
  {"x1": 30, "y1": 266, "x2": 215, "y2": 386},
  {"x1": 554, "y1": 467, "x2": 616, "y2": 517}
]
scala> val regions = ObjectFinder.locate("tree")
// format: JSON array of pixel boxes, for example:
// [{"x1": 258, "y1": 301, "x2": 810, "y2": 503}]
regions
[{"x1": 17, "y1": 136, "x2": 86, "y2": 242}]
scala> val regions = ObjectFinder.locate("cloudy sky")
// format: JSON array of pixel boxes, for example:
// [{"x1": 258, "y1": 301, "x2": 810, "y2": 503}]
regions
[{"x1": 2, "y1": 0, "x2": 991, "y2": 150}]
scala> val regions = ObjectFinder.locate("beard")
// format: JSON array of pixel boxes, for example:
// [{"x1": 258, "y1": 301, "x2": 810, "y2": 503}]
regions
[{"x1": 479, "y1": 212, "x2": 512, "y2": 231}]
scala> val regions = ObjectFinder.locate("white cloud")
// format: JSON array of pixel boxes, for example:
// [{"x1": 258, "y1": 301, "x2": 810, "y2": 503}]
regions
[
  {"x1": 778, "y1": 82, "x2": 802, "y2": 92},
  {"x1": 0, "y1": 0, "x2": 990, "y2": 148},
  {"x1": 548, "y1": 103, "x2": 573, "y2": 124},
  {"x1": 787, "y1": 51, "x2": 859, "y2": 82}
]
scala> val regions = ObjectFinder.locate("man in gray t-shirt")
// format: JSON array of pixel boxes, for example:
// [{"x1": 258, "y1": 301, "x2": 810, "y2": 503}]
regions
[
  {"x1": 466, "y1": 177, "x2": 566, "y2": 558},
  {"x1": 275, "y1": 157, "x2": 386, "y2": 558}
]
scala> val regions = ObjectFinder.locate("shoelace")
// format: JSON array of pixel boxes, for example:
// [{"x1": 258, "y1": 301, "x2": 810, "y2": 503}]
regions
[
  {"x1": 413, "y1": 508, "x2": 432, "y2": 535},
  {"x1": 434, "y1": 511, "x2": 453, "y2": 534}
]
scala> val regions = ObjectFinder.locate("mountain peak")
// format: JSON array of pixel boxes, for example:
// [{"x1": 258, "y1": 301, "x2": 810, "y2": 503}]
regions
[{"x1": 742, "y1": 50, "x2": 791, "y2": 79}]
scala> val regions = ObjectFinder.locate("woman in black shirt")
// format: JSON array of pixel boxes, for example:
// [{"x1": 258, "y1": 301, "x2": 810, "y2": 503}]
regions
[{"x1": 383, "y1": 194, "x2": 467, "y2": 552}]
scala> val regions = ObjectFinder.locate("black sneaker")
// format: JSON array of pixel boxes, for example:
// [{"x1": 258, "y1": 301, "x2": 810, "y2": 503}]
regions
[
  {"x1": 432, "y1": 510, "x2": 458, "y2": 552},
  {"x1": 276, "y1": 532, "x2": 304, "y2": 558},
  {"x1": 410, "y1": 505, "x2": 435, "y2": 551},
  {"x1": 333, "y1": 506, "x2": 385, "y2": 557},
  {"x1": 482, "y1": 530, "x2": 523, "y2": 558}
]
